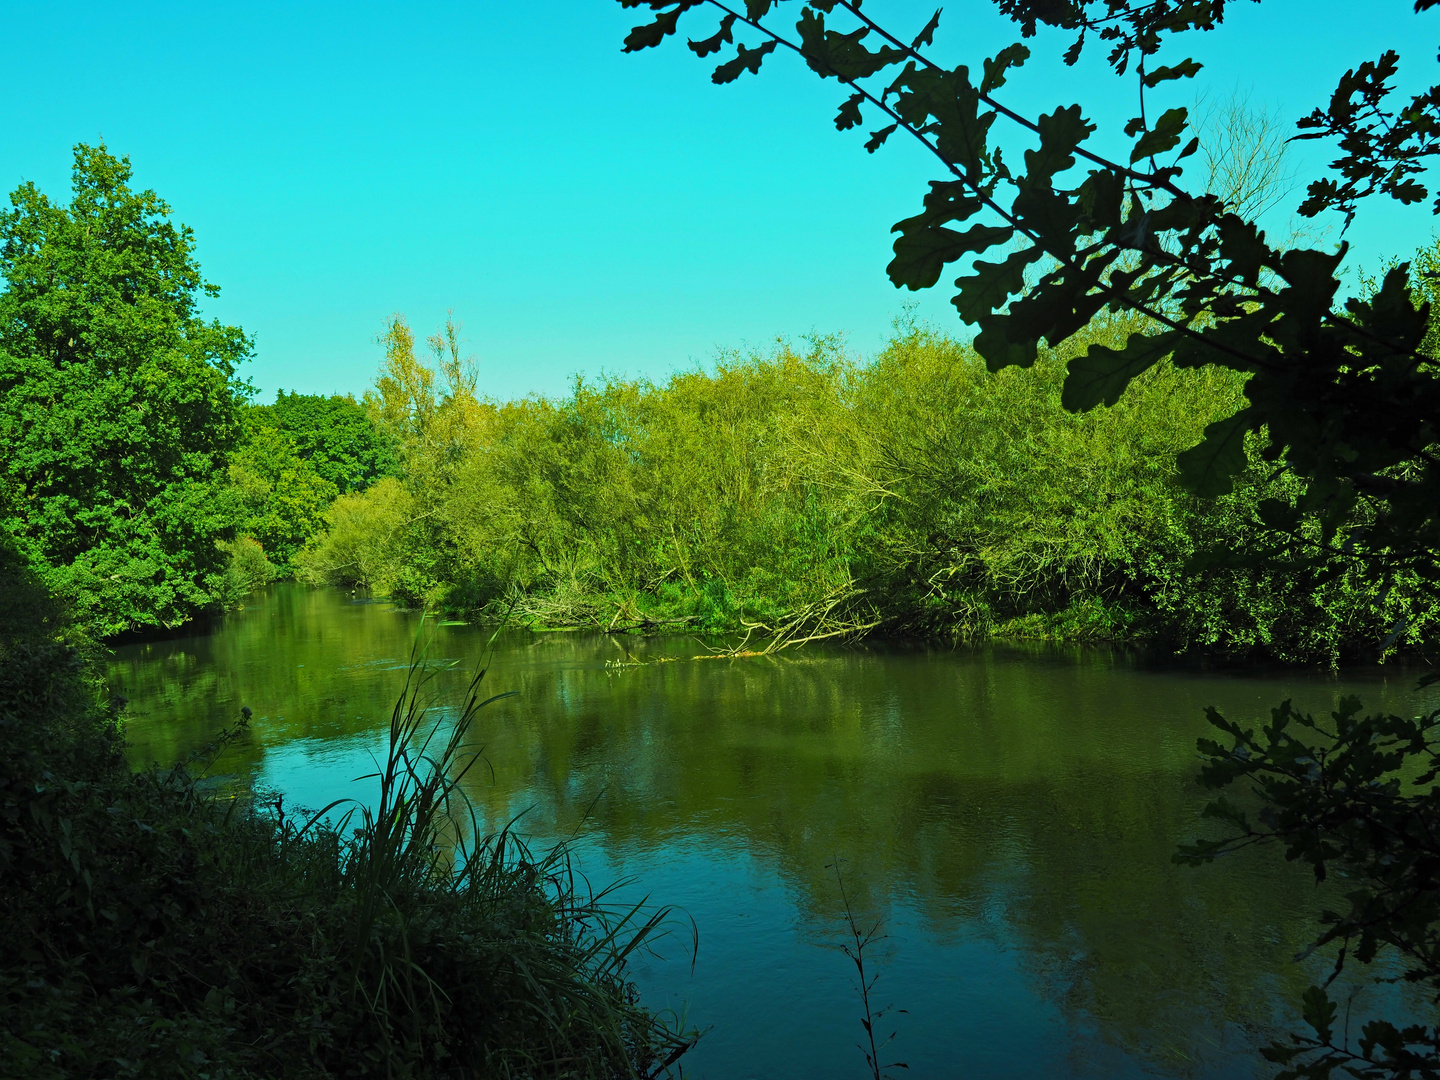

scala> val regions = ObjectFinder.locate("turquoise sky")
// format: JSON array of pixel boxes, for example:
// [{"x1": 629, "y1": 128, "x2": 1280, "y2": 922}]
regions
[{"x1": 4, "y1": 2, "x2": 1436, "y2": 401}]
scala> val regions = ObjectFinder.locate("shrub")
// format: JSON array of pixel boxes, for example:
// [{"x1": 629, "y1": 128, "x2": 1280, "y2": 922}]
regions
[
  {"x1": 220, "y1": 534, "x2": 276, "y2": 594},
  {"x1": 295, "y1": 477, "x2": 416, "y2": 593}
]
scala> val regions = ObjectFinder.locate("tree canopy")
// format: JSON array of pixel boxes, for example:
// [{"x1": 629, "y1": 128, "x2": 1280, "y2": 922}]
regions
[
  {"x1": 258, "y1": 390, "x2": 398, "y2": 496},
  {"x1": 0, "y1": 143, "x2": 250, "y2": 636},
  {"x1": 227, "y1": 391, "x2": 398, "y2": 572}
]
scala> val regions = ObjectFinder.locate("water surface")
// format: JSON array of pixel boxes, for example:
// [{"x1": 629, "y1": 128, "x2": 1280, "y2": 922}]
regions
[{"x1": 109, "y1": 584, "x2": 1437, "y2": 1079}]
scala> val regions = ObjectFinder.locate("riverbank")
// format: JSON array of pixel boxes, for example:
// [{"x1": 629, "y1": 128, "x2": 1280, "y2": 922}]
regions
[
  {"x1": 286, "y1": 321, "x2": 1436, "y2": 667},
  {"x1": 0, "y1": 550, "x2": 691, "y2": 1077}
]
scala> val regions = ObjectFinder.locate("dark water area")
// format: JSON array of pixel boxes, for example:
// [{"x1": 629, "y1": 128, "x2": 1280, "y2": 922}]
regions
[{"x1": 108, "y1": 584, "x2": 1438, "y2": 1079}]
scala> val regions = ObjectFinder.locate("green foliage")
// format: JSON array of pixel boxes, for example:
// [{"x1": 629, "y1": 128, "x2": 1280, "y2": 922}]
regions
[
  {"x1": 297, "y1": 315, "x2": 1427, "y2": 661},
  {"x1": 229, "y1": 421, "x2": 338, "y2": 570},
  {"x1": 256, "y1": 390, "x2": 399, "y2": 495},
  {"x1": 305, "y1": 326, "x2": 866, "y2": 635},
  {"x1": 1143, "y1": 457, "x2": 1440, "y2": 664},
  {"x1": 219, "y1": 534, "x2": 277, "y2": 595},
  {"x1": 0, "y1": 551, "x2": 691, "y2": 1077},
  {"x1": 295, "y1": 477, "x2": 420, "y2": 594},
  {"x1": 842, "y1": 318, "x2": 1234, "y2": 641},
  {"x1": 228, "y1": 391, "x2": 397, "y2": 575},
  {"x1": 0, "y1": 143, "x2": 249, "y2": 636}
]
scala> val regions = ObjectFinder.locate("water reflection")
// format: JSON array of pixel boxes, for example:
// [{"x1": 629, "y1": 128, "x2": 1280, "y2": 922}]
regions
[{"x1": 109, "y1": 585, "x2": 1437, "y2": 1079}]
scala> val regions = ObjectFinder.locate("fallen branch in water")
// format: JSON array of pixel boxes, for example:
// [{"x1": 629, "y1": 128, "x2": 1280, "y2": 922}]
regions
[{"x1": 724, "y1": 583, "x2": 879, "y2": 655}]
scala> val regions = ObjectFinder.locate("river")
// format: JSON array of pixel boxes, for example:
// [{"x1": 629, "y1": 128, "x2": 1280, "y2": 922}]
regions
[{"x1": 107, "y1": 583, "x2": 1435, "y2": 1079}]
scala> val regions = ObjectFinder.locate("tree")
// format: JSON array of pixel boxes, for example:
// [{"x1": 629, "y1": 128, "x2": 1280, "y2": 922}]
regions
[
  {"x1": 617, "y1": 1, "x2": 1440, "y2": 1074},
  {"x1": 1193, "y1": 88, "x2": 1300, "y2": 225},
  {"x1": 228, "y1": 390, "x2": 398, "y2": 573},
  {"x1": 256, "y1": 390, "x2": 398, "y2": 496},
  {"x1": 228, "y1": 421, "x2": 338, "y2": 571},
  {"x1": 0, "y1": 143, "x2": 250, "y2": 636}
]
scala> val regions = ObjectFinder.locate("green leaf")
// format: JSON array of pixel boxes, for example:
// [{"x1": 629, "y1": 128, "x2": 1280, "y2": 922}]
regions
[
  {"x1": 1063, "y1": 330, "x2": 1179, "y2": 411},
  {"x1": 865, "y1": 123, "x2": 899, "y2": 153},
  {"x1": 1011, "y1": 184, "x2": 1082, "y2": 252},
  {"x1": 1349, "y1": 263, "x2": 1428, "y2": 350},
  {"x1": 1176, "y1": 408, "x2": 1254, "y2": 497},
  {"x1": 1200, "y1": 794, "x2": 1252, "y2": 829},
  {"x1": 1273, "y1": 244, "x2": 1345, "y2": 327},
  {"x1": 1024, "y1": 105, "x2": 1094, "y2": 181},
  {"x1": 951, "y1": 248, "x2": 1036, "y2": 323},
  {"x1": 1130, "y1": 107, "x2": 1189, "y2": 163},
  {"x1": 980, "y1": 43, "x2": 1030, "y2": 94},
  {"x1": 888, "y1": 224, "x2": 1012, "y2": 291},
  {"x1": 1172, "y1": 308, "x2": 1274, "y2": 372},
  {"x1": 891, "y1": 181, "x2": 981, "y2": 237},
  {"x1": 1142, "y1": 59, "x2": 1203, "y2": 87},
  {"x1": 623, "y1": 3, "x2": 702, "y2": 53},
  {"x1": 835, "y1": 92, "x2": 864, "y2": 131},
  {"x1": 688, "y1": 13, "x2": 736, "y2": 57},
  {"x1": 925, "y1": 70, "x2": 996, "y2": 178},
  {"x1": 1259, "y1": 1044, "x2": 1303, "y2": 1064},
  {"x1": 911, "y1": 9, "x2": 942, "y2": 49},
  {"x1": 974, "y1": 314, "x2": 1039, "y2": 370},
  {"x1": 1301, "y1": 985, "x2": 1337, "y2": 1043},
  {"x1": 1007, "y1": 258, "x2": 1109, "y2": 343},
  {"x1": 712, "y1": 40, "x2": 778, "y2": 84},
  {"x1": 1216, "y1": 214, "x2": 1271, "y2": 283},
  {"x1": 1076, "y1": 168, "x2": 1125, "y2": 231},
  {"x1": 796, "y1": 9, "x2": 904, "y2": 81}
]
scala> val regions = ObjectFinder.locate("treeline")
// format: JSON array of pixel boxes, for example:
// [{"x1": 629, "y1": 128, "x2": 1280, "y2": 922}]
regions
[
  {"x1": 291, "y1": 313, "x2": 1436, "y2": 664},
  {"x1": 1, "y1": 144, "x2": 1431, "y2": 662}
]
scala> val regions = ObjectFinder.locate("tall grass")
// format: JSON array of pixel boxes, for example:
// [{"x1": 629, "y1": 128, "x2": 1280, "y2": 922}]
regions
[{"x1": 328, "y1": 642, "x2": 697, "y2": 1076}]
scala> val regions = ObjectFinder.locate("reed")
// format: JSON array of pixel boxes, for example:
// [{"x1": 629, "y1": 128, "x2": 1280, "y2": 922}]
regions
[
  {"x1": 831, "y1": 860, "x2": 907, "y2": 1080},
  {"x1": 333, "y1": 638, "x2": 698, "y2": 1076}
]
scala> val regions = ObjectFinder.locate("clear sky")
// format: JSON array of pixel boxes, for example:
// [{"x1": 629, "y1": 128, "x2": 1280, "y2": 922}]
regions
[{"x1": 4, "y1": 2, "x2": 1437, "y2": 402}]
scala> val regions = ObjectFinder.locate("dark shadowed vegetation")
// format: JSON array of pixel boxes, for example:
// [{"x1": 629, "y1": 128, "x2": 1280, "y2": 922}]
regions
[{"x1": 0, "y1": 534, "x2": 693, "y2": 1077}]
